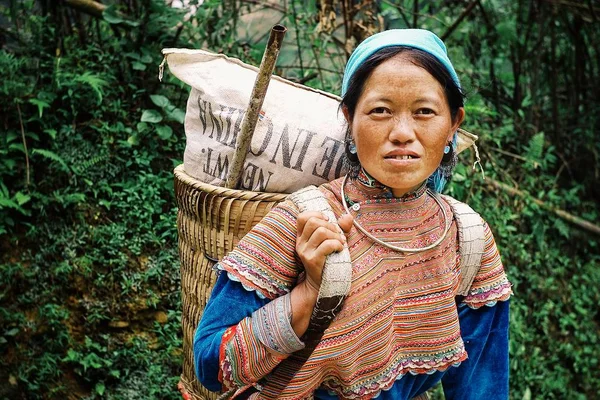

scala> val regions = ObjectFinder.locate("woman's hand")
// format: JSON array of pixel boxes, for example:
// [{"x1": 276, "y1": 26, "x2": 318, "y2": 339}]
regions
[
  {"x1": 296, "y1": 211, "x2": 354, "y2": 291},
  {"x1": 290, "y1": 212, "x2": 353, "y2": 337}
]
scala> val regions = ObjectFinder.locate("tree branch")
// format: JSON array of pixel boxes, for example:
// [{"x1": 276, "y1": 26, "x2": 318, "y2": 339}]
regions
[
  {"x1": 441, "y1": 0, "x2": 479, "y2": 41},
  {"x1": 64, "y1": 0, "x2": 106, "y2": 18},
  {"x1": 485, "y1": 178, "x2": 600, "y2": 236},
  {"x1": 413, "y1": 0, "x2": 418, "y2": 27},
  {"x1": 17, "y1": 103, "x2": 30, "y2": 187}
]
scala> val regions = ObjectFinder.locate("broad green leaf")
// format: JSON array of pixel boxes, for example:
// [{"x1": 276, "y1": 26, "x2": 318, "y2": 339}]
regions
[
  {"x1": 95, "y1": 382, "x2": 105, "y2": 396},
  {"x1": 150, "y1": 95, "x2": 170, "y2": 108},
  {"x1": 141, "y1": 109, "x2": 163, "y2": 123},
  {"x1": 103, "y1": 5, "x2": 124, "y2": 24},
  {"x1": 156, "y1": 125, "x2": 173, "y2": 140},
  {"x1": 136, "y1": 122, "x2": 149, "y2": 132},
  {"x1": 132, "y1": 62, "x2": 146, "y2": 71},
  {"x1": 14, "y1": 192, "x2": 31, "y2": 206},
  {"x1": 4, "y1": 328, "x2": 19, "y2": 336},
  {"x1": 0, "y1": 159, "x2": 17, "y2": 170},
  {"x1": 124, "y1": 51, "x2": 140, "y2": 60},
  {"x1": 6, "y1": 132, "x2": 18, "y2": 143},
  {"x1": 167, "y1": 108, "x2": 185, "y2": 124},
  {"x1": 127, "y1": 135, "x2": 140, "y2": 146},
  {"x1": 123, "y1": 19, "x2": 141, "y2": 27}
]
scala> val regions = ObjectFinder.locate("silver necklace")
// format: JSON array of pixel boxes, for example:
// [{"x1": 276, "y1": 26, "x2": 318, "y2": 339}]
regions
[{"x1": 340, "y1": 175, "x2": 451, "y2": 254}]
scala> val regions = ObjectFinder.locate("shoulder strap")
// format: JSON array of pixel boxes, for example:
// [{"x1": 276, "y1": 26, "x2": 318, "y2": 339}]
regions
[
  {"x1": 441, "y1": 195, "x2": 486, "y2": 297},
  {"x1": 261, "y1": 186, "x2": 352, "y2": 398},
  {"x1": 288, "y1": 185, "x2": 353, "y2": 325}
]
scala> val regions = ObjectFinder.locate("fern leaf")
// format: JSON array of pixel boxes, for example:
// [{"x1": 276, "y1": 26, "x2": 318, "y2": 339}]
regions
[
  {"x1": 72, "y1": 154, "x2": 109, "y2": 175},
  {"x1": 526, "y1": 133, "x2": 544, "y2": 162},
  {"x1": 74, "y1": 72, "x2": 109, "y2": 104},
  {"x1": 32, "y1": 149, "x2": 71, "y2": 172}
]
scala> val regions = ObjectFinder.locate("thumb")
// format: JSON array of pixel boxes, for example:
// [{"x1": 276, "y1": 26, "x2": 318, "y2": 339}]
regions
[{"x1": 337, "y1": 213, "x2": 354, "y2": 235}]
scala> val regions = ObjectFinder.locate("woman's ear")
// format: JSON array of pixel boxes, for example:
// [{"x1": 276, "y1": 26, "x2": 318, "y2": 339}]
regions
[
  {"x1": 341, "y1": 105, "x2": 351, "y2": 125},
  {"x1": 448, "y1": 107, "x2": 466, "y2": 141}
]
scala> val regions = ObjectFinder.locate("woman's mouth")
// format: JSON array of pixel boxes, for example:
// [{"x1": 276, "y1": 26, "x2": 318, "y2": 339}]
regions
[{"x1": 385, "y1": 155, "x2": 418, "y2": 160}]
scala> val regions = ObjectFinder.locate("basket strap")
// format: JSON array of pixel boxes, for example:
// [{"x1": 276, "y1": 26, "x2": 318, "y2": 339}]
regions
[
  {"x1": 259, "y1": 185, "x2": 352, "y2": 398},
  {"x1": 289, "y1": 185, "x2": 353, "y2": 314},
  {"x1": 441, "y1": 195, "x2": 486, "y2": 296}
]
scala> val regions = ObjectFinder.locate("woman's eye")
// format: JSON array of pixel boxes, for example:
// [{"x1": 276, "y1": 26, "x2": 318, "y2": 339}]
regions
[
  {"x1": 416, "y1": 108, "x2": 434, "y2": 115},
  {"x1": 370, "y1": 107, "x2": 389, "y2": 114}
]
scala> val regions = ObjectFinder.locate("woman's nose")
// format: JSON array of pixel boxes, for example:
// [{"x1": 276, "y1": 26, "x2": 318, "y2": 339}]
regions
[{"x1": 388, "y1": 116, "x2": 416, "y2": 143}]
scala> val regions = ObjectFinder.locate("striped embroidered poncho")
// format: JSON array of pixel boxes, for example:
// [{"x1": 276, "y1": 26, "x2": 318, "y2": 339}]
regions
[{"x1": 196, "y1": 173, "x2": 512, "y2": 399}]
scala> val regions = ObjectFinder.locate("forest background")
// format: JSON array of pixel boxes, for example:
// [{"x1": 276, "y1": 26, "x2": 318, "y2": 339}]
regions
[{"x1": 1, "y1": 0, "x2": 599, "y2": 399}]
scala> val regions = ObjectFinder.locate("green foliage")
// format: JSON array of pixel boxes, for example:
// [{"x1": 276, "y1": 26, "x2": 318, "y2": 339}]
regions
[
  {"x1": 1, "y1": 0, "x2": 599, "y2": 399},
  {"x1": 0, "y1": 0, "x2": 186, "y2": 398}
]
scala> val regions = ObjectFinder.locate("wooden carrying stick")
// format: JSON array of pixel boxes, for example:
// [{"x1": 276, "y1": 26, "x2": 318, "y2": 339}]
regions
[{"x1": 225, "y1": 25, "x2": 287, "y2": 189}]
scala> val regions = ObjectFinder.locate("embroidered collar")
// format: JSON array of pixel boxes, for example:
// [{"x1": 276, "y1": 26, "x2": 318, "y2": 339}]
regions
[{"x1": 347, "y1": 168, "x2": 428, "y2": 209}]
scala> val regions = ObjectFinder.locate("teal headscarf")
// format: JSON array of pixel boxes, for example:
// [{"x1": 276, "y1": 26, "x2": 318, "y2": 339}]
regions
[
  {"x1": 341, "y1": 29, "x2": 462, "y2": 193},
  {"x1": 342, "y1": 29, "x2": 460, "y2": 95}
]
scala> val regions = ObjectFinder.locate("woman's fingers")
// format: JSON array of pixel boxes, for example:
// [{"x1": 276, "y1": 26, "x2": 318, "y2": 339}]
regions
[
  {"x1": 307, "y1": 224, "x2": 345, "y2": 246},
  {"x1": 297, "y1": 228, "x2": 345, "y2": 270},
  {"x1": 301, "y1": 238, "x2": 345, "y2": 288},
  {"x1": 296, "y1": 211, "x2": 328, "y2": 235},
  {"x1": 296, "y1": 211, "x2": 348, "y2": 288},
  {"x1": 316, "y1": 238, "x2": 346, "y2": 255},
  {"x1": 297, "y1": 212, "x2": 345, "y2": 245}
]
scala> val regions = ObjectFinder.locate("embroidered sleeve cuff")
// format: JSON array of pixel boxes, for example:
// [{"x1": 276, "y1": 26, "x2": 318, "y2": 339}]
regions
[
  {"x1": 251, "y1": 293, "x2": 305, "y2": 355},
  {"x1": 463, "y1": 279, "x2": 513, "y2": 309}
]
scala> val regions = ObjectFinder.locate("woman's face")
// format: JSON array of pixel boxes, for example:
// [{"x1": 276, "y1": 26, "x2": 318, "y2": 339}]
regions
[{"x1": 344, "y1": 54, "x2": 465, "y2": 197}]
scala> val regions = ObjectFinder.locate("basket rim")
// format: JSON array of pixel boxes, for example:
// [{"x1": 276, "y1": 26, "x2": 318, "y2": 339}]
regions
[{"x1": 174, "y1": 164, "x2": 289, "y2": 201}]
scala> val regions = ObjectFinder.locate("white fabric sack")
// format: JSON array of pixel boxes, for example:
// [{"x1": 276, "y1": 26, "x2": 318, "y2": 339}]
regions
[{"x1": 161, "y1": 48, "x2": 477, "y2": 194}]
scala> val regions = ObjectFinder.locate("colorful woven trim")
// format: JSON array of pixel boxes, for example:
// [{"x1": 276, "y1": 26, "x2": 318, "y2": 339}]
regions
[
  {"x1": 219, "y1": 325, "x2": 237, "y2": 391},
  {"x1": 251, "y1": 294, "x2": 305, "y2": 354},
  {"x1": 223, "y1": 316, "x2": 288, "y2": 389},
  {"x1": 463, "y1": 223, "x2": 513, "y2": 309},
  {"x1": 218, "y1": 201, "x2": 301, "y2": 300}
]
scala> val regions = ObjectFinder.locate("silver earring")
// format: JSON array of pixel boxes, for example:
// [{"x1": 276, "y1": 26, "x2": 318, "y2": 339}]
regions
[
  {"x1": 442, "y1": 141, "x2": 453, "y2": 163},
  {"x1": 439, "y1": 141, "x2": 457, "y2": 178},
  {"x1": 349, "y1": 141, "x2": 357, "y2": 154}
]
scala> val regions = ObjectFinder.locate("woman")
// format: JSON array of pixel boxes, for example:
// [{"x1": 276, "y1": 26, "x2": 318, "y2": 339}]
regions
[{"x1": 194, "y1": 29, "x2": 512, "y2": 399}]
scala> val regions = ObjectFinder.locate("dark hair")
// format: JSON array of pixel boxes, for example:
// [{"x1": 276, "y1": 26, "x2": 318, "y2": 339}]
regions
[{"x1": 340, "y1": 46, "x2": 466, "y2": 177}]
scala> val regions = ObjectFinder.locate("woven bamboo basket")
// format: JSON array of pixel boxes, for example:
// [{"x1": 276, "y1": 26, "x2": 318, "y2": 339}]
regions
[{"x1": 175, "y1": 165, "x2": 288, "y2": 399}]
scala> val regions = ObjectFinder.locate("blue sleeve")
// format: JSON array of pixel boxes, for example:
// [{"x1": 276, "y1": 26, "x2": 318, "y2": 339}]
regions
[
  {"x1": 442, "y1": 300, "x2": 510, "y2": 400},
  {"x1": 193, "y1": 270, "x2": 269, "y2": 392}
]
